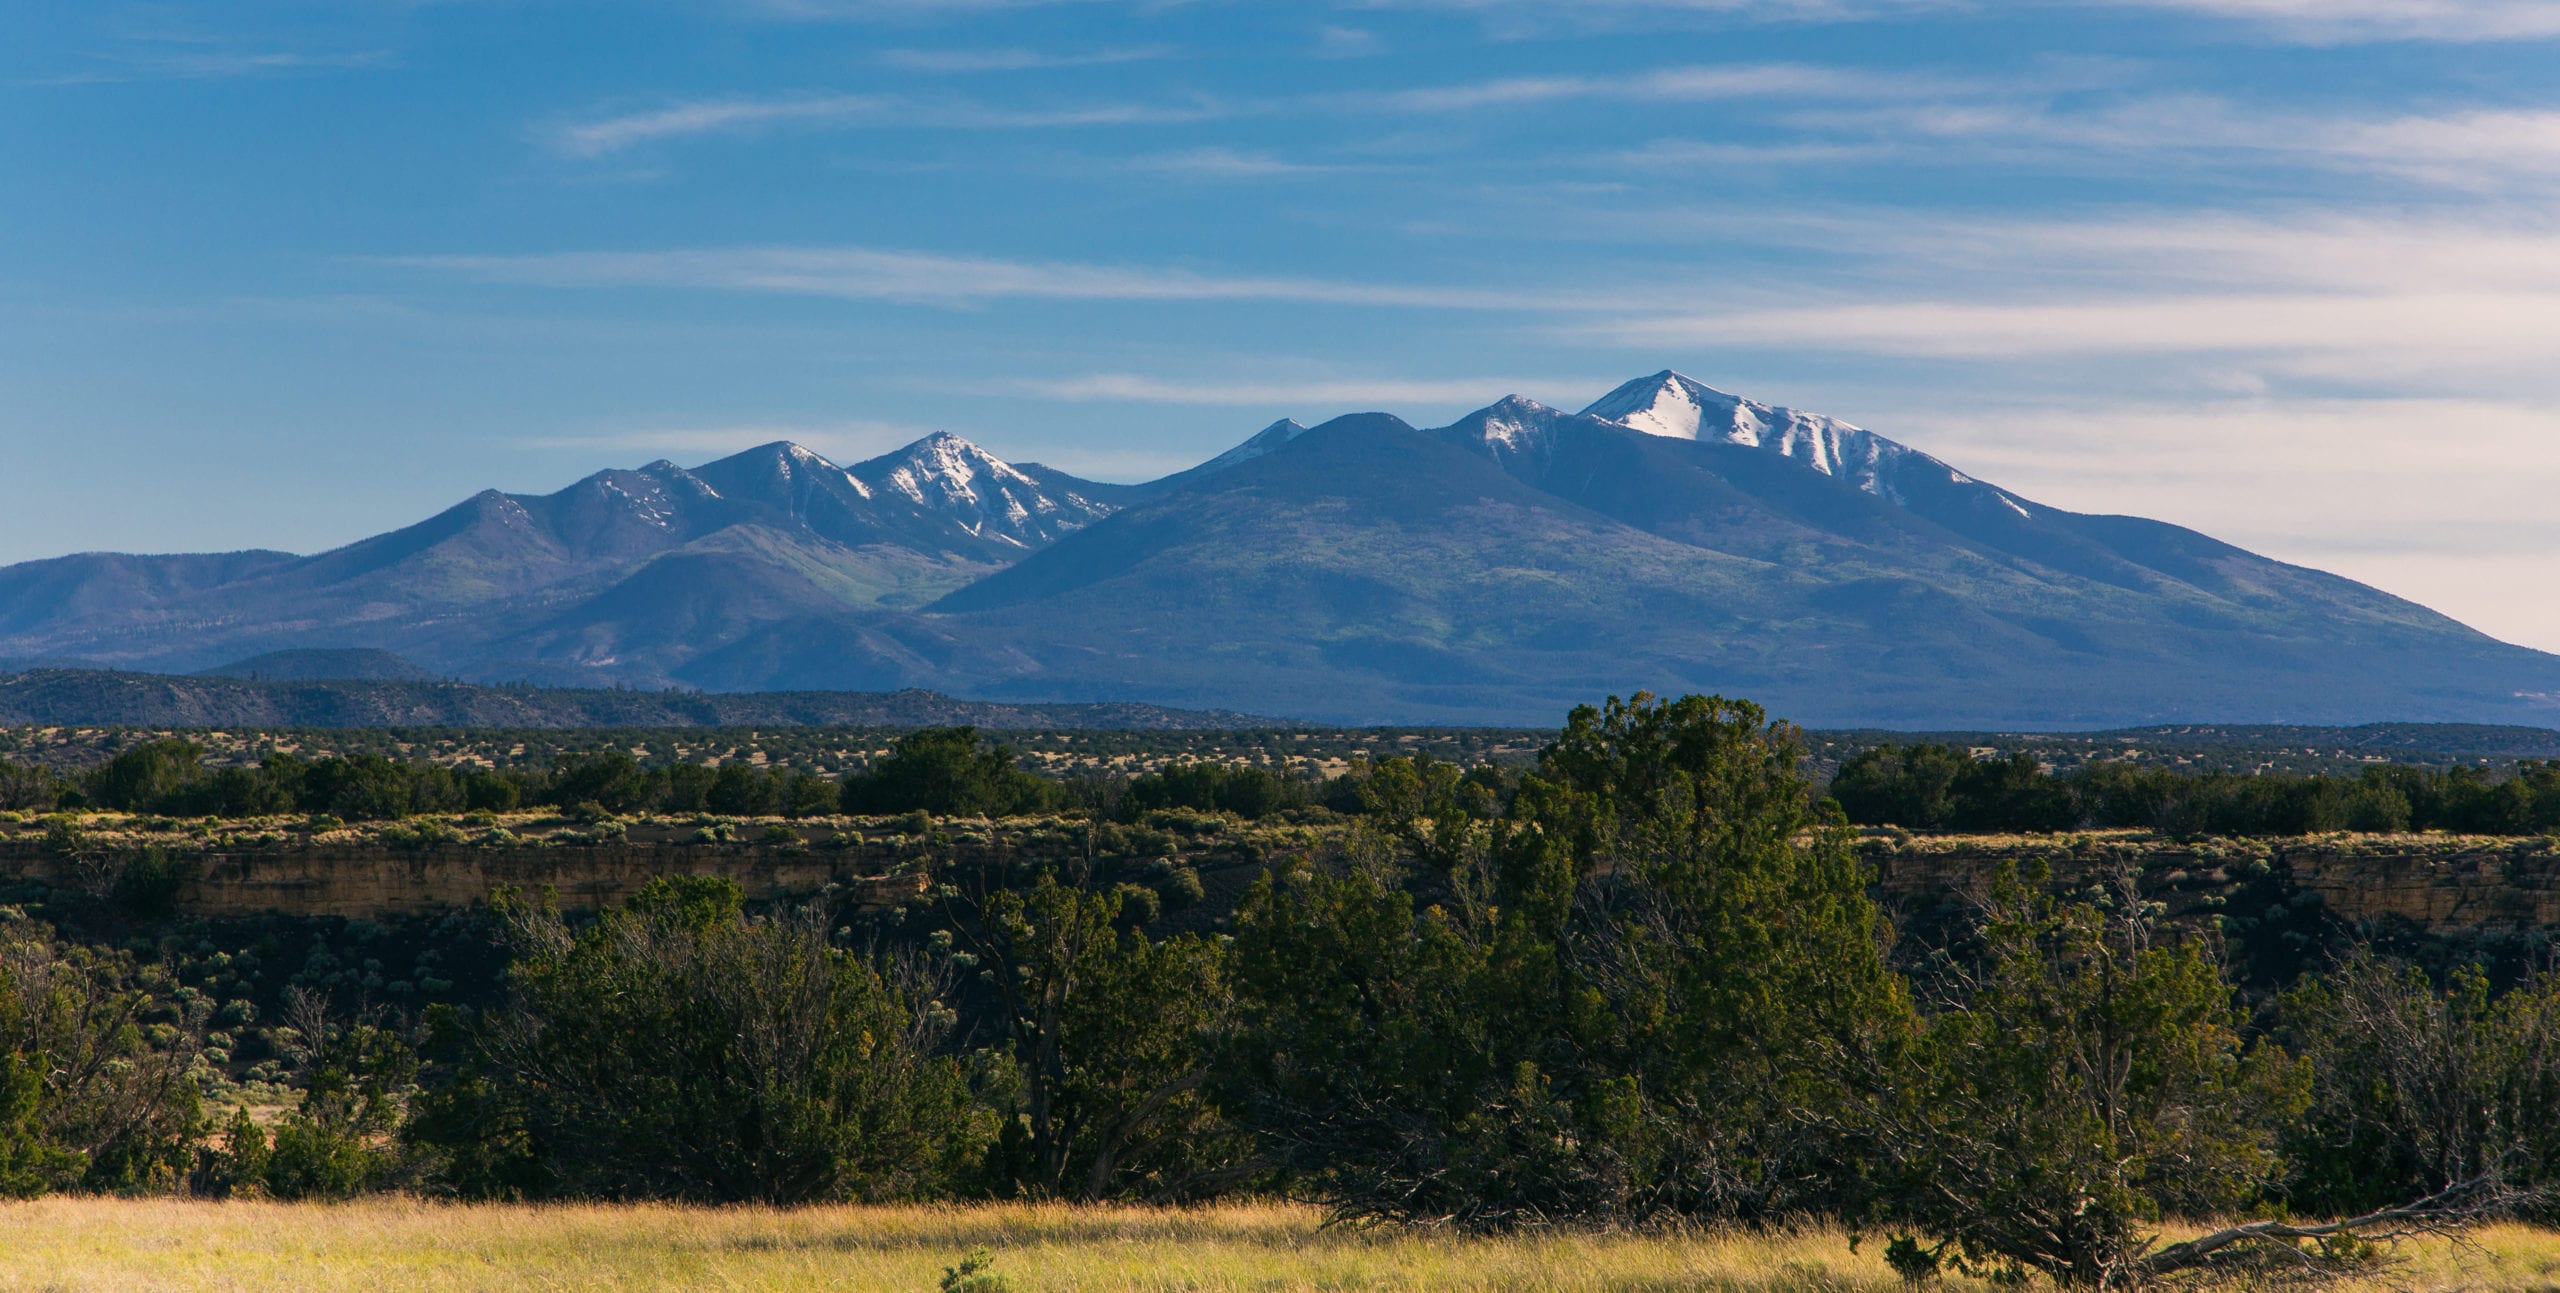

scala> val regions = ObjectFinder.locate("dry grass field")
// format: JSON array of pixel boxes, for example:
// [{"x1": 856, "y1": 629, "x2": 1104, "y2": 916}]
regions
[{"x1": 3, "y1": 1201, "x2": 2560, "y2": 1292}]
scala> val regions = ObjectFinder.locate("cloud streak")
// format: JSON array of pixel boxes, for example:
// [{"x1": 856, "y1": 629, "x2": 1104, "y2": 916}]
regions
[
  {"x1": 1351, "y1": 62, "x2": 1953, "y2": 113},
  {"x1": 33, "y1": 46, "x2": 394, "y2": 86},
  {"x1": 1018, "y1": 373, "x2": 1611, "y2": 405},
  {"x1": 1365, "y1": 0, "x2": 2560, "y2": 42},
  {"x1": 2102, "y1": 0, "x2": 2560, "y2": 42},
  {"x1": 546, "y1": 93, "x2": 1216, "y2": 156},
  {"x1": 1577, "y1": 209, "x2": 2560, "y2": 393},
  {"x1": 388, "y1": 245, "x2": 1567, "y2": 309},
  {"x1": 878, "y1": 45, "x2": 1176, "y2": 72},
  {"x1": 519, "y1": 420, "x2": 937, "y2": 461},
  {"x1": 541, "y1": 59, "x2": 1963, "y2": 157}
]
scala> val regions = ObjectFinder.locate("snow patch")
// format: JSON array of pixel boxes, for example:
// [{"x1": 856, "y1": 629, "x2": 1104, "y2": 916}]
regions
[{"x1": 852, "y1": 431, "x2": 1114, "y2": 546}]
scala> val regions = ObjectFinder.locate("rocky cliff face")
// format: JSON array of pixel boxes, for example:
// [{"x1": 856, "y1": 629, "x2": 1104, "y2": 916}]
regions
[
  {"x1": 0, "y1": 835, "x2": 924, "y2": 918},
  {"x1": 7, "y1": 823, "x2": 2556, "y2": 942}
]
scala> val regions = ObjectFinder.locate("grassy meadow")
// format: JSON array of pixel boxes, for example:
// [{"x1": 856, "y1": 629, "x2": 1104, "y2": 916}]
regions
[{"x1": 3, "y1": 1202, "x2": 2559, "y2": 1293}]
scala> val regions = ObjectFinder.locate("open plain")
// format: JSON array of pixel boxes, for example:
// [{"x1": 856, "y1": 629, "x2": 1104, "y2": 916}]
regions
[{"x1": 5, "y1": 1202, "x2": 2560, "y2": 1292}]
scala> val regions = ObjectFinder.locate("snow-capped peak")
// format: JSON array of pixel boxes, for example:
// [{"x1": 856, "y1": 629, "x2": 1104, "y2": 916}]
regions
[
  {"x1": 1579, "y1": 371, "x2": 1741, "y2": 441},
  {"x1": 851, "y1": 432, "x2": 1113, "y2": 548},
  {"x1": 861, "y1": 432, "x2": 1034, "y2": 511},
  {"x1": 1445, "y1": 395, "x2": 1575, "y2": 464},
  {"x1": 1579, "y1": 371, "x2": 1951, "y2": 502}
]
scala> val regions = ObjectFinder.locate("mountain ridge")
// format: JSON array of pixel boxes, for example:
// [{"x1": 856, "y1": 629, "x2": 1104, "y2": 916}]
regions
[{"x1": 4, "y1": 371, "x2": 2553, "y2": 727}]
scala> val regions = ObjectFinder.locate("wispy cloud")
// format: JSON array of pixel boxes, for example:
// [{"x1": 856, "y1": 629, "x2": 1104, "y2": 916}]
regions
[
  {"x1": 549, "y1": 95, "x2": 890, "y2": 157},
  {"x1": 1353, "y1": 62, "x2": 1943, "y2": 113},
  {"x1": 386, "y1": 245, "x2": 1570, "y2": 309},
  {"x1": 1652, "y1": 91, "x2": 2560, "y2": 193},
  {"x1": 878, "y1": 45, "x2": 1176, "y2": 72},
  {"x1": 1017, "y1": 373, "x2": 1609, "y2": 406},
  {"x1": 1316, "y1": 25, "x2": 1385, "y2": 56},
  {"x1": 1577, "y1": 210, "x2": 2560, "y2": 394},
  {"x1": 2100, "y1": 0, "x2": 2560, "y2": 42},
  {"x1": 1597, "y1": 137, "x2": 1892, "y2": 168},
  {"x1": 1123, "y1": 147, "x2": 1358, "y2": 177},
  {"x1": 1995, "y1": 98, "x2": 2560, "y2": 189},
  {"x1": 1362, "y1": 0, "x2": 2560, "y2": 42},
  {"x1": 519, "y1": 420, "x2": 933, "y2": 462},
  {"x1": 545, "y1": 91, "x2": 1217, "y2": 155},
  {"x1": 542, "y1": 59, "x2": 1958, "y2": 158},
  {"x1": 742, "y1": 0, "x2": 1128, "y2": 16},
  {"x1": 34, "y1": 46, "x2": 393, "y2": 86}
]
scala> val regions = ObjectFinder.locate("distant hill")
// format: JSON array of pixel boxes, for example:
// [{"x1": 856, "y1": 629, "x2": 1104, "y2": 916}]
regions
[
  {"x1": 0, "y1": 669, "x2": 1269, "y2": 730},
  {"x1": 5, "y1": 370, "x2": 2558, "y2": 728},
  {"x1": 197, "y1": 648, "x2": 436, "y2": 682}
]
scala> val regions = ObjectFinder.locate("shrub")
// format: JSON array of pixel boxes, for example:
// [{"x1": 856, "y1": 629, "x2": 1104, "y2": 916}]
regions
[
  {"x1": 412, "y1": 877, "x2": 981, "y2": 1202},
  {"x1": 840, "y1": 729, "x2": 1057, "y2": 818}
]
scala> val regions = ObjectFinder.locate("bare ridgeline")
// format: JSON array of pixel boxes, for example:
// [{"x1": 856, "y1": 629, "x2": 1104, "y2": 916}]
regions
[{"x1": 4, "y1": 700, "x2": 2560, "y2": 1286}]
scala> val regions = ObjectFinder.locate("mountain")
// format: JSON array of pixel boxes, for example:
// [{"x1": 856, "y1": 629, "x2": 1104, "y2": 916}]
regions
[
  {"x1": 0, "y1": 550, "x2": 295, "y2": 637},
  {"x1": 0, "y1": 433, "x2": 1113, "y2": 682},
  {"x1": 1128, "y1": 418, "x2": 1309, "y2": 499},
  {"x1": 923, "y1": 383, "x2": 2560, "y2": 726},
  {"x1": 847, "y1": 433, "x2": 1117, "y2": 549},
  {"x1": 4, "y1": 372, "x2": 2557, "y2": 728}
]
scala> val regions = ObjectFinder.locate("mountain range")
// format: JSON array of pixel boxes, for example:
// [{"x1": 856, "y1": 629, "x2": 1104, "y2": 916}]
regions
[{"x1": 7, "y1": 370, "x2": 2557, "y2": 728}]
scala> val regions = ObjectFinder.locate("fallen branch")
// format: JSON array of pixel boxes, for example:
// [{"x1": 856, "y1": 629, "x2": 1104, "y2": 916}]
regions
[{"x1": 2140, "y1": 1175, "x2": 2508, "y2": 1278}]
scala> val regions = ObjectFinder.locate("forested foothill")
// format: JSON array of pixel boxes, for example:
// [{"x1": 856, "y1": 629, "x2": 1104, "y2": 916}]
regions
[{"x1": 5, "y1": 699, "x2": 2560, "y2": 1287}]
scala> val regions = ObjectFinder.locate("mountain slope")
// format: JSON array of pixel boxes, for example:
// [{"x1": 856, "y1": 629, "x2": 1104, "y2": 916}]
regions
[
  {"x1": 0, "y1": 550, "x2": 296, "y2": 637},
  {"x1": 919, "y1": 399, "x2": 2560, "y2": 726},
  {"x1": 3, "y1": 371, "x2": 2555, "y2": 727},
  {"x1": 1127, "y1": 418, "x2": 1310, "y2": 499},
  {"x1": 0, "y1": 434, "x2": 1107, "y2": 679}
]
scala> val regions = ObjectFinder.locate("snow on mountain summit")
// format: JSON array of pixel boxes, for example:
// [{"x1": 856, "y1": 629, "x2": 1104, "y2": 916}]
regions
[
  {"x1": 850, "y1": 432, "x2": 1115, "y2": 548},
  {"x1": 1579, "y1": 371, "x2": 1967, "y2": 505},
  {"x1": 1442, "y1": 394, "x2": 1579, "y2": 469}
]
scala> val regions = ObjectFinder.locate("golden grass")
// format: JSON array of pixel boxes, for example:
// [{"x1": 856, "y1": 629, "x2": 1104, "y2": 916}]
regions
[{"x1": 4, "y1": 1202, "x2": 2560, "y2": 1293}]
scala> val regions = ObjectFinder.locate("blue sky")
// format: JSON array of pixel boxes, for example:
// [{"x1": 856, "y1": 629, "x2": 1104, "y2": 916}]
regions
[{"x1": 7, "y1": 0, "x2": 2560, "y2": 647}]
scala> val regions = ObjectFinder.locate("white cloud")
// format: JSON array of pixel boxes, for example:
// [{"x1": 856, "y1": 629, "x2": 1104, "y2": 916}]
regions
[
  {"x1": 2100, "y1": 0, "x2": 2560, "y2": 41},
  {"x1": 1316, "y1": 25, "x2": 1384, "y2": 56},
  {"x1": 519, "y1": 420, "x2": 933, "y2": 462},
  {"x1": 1361, "y1": 0, "x2": 2560, "y2": 42},
  {"x1": 1355, "y1": 62, "x2": 1942, "y2": 113},
  {"x1": 740, "y1": 0, "x2": 1125, "y2": 16},
  {"x1": 2325, "y1": 110, "x2": 2560, "y2": 188},
  {"x1": 1123, "y1": 147, "x2": 1355, "y2": 177},
  {"x1": 548, "y1": 95, "x2": 890, "y2": 157},
  {"x1": 1017, "y1": 373, "x2": 1608, "y2": 405},
  {"x1": 544, "y1": 59, "x2": 1937, "y2": 157},
  {"x1": 33, "y1": 46, "x2": 393, "y2": 85},
  {"x1": 1579, "y1": 210, "x2": 2560, "y2": 394},
  {"x1": 389, "y1": 245, "x2": 1566, "y2": 309},
  {"x1": 1597, "y1": 137, "x2": 1892, "y2": 167},
  {"x1": 1757, "y1": 93, "x2": 2560, "y2": 192},
  {"x1": 878, "y1": 45, "x2": 1175, "y2": 72},
  {"x1": 546, "y1": 93, "x2": 1215, "y2": 156}
]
